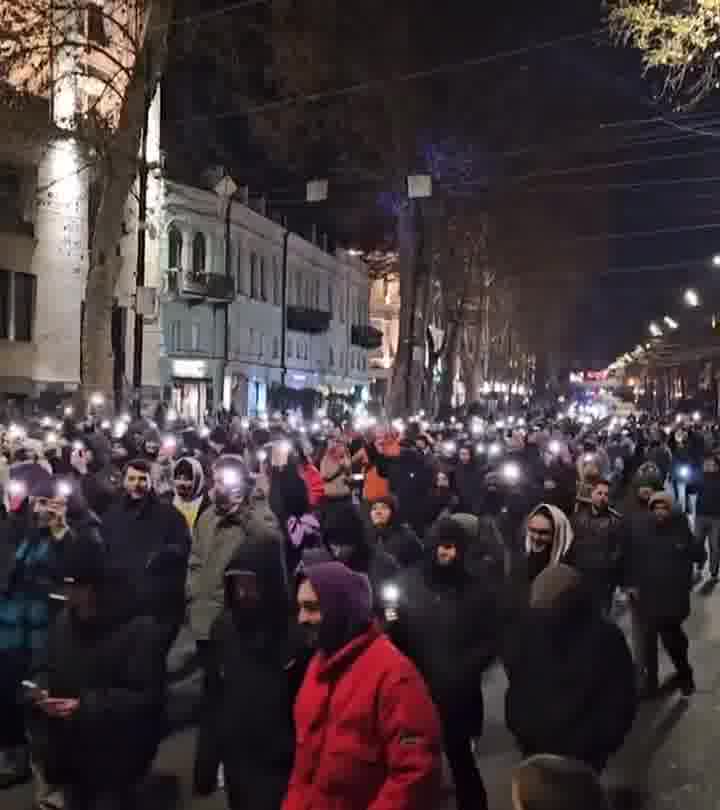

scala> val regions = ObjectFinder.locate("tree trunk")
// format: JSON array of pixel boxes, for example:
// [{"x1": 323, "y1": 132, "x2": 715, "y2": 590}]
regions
[
  {"x1": 388, "y1": 201, "x2": 422, "y2": 416},
  {"x1": 81, "y1": 0, "x2": 174, "y2": 409},
  {"x1": 437, "y1": 318, "x2": 461, "y2": 418}
]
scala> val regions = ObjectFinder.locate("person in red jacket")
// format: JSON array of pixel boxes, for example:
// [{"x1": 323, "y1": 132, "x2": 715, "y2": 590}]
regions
[
  {"x1": 295, "y1": 440, "x2": 325, "y2": 508},
  {"x1": 285, "y1": 561, "x2": 443, "y2": 810}
]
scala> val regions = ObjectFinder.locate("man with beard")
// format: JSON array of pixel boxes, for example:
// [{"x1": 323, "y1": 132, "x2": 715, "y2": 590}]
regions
[
  {"x1": 624, "y1": 492, "x2": 705, "y2": 698},
  {"x1": 285, "y1": 561, "x2": 442, "y2": 810},
  {"x1": 102, "y1": 459, "x2": 191, "y2": 648},
  {"x1": 0, "y1": 477, "x2": 100, "y2": 787},
  {"x1": 194, "y1": 541, "x2": 305, "y2": 807},
  {"x1": 32, "y1": 538, "x2": 166, "y2": 810},
  {"x1": 570, "y1": 479, "x2": 623, "y2": 615},
  {"x1": 389, "y1": 517, "x2": 502, "y2": 810},
  {"x1": 172, "y1": 457, "x2": 211, "y2": 531}
]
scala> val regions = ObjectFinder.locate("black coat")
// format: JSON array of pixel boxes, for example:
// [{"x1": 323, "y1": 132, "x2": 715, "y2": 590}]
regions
[
  {"x1": 377, "y1": 449, "x2": 435, "y2": 536},
  {"x1": 503, "y1": 586, "x2": 636, "y2": 771},
  {"x1": 371, "y1": 521, "x2": 424, "y2": 569},
  {"x1": 101, "y1": 494, "x2": 191, "y2": 626},
  {"x1": 391, "y1": 557, "x2": 502, "y2": 736},
  {"x1": 454, "y1": 462, "x2": 483, "y2": 515},
  {"x1": 195, "y1": 540, "x2": 304, "y2": 809},
  {"x1": 569, "y1": 505, "x2": 623, "y2": 606},
  {"x1": 623, "y1": 511, "x2": 705, "y2": 622},
  {"x1": 696, "y1": 471, "x2": 720, "y2": 519},
  {"x1": 38, "y1": 604, "x2": 166, "y2": 791}
]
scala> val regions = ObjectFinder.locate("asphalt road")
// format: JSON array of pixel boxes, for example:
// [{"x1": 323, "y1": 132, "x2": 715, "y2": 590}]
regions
[{"x1": 5, "y1": 587, "x2": 720, "y2": 810}]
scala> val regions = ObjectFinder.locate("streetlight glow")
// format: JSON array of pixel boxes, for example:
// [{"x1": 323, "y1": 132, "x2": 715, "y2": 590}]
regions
[
  {"x1": 684, "y1": 288, "x2": 700, "y2": 308},
  {"x1": 713, "y1": 254, "x2": 720, "y2": 268}
]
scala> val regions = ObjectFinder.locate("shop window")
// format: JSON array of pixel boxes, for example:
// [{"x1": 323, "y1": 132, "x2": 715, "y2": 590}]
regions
[
  {"x1": 192, "y1": 232, "x2": 206, "y2": 274},
  {"x1": 168, "y1": 226, "x2": 183, "y2": 269}
]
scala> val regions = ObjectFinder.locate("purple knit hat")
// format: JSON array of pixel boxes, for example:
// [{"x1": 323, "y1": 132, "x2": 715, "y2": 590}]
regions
[{"x1": 304, "y1": 561, "x2": 373, "y2": 653}]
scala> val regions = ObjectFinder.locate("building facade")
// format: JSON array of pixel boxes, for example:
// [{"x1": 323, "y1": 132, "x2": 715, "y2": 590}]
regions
[{"x1": 117, "y1": 177, "x2": 373, "y2": 422}]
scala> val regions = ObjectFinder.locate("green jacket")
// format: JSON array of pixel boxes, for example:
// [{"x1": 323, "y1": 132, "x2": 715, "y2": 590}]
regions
[{"x1": 186, "y1": 498, "x2": 283, "y2": 641}]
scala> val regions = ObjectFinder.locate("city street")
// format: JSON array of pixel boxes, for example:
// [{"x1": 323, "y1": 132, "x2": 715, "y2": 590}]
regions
[{"x1": 4, "y1": 588, "x2": 720, "y2": 810}]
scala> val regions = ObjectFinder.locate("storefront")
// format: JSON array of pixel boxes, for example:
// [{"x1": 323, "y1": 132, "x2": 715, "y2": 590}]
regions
[{"x1": 166, "y1": 358, "x2": 222, "y2": 425}]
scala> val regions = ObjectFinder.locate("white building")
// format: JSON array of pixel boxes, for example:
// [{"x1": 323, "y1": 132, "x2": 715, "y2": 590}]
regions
[{"x1": 117, "y1": 176, "x2": 373, "y2": 422}]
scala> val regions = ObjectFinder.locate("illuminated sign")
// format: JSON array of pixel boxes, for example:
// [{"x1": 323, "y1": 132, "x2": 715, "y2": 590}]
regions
[{"x1": 171, "y1": 359, "x2": 208, "y2": 379}]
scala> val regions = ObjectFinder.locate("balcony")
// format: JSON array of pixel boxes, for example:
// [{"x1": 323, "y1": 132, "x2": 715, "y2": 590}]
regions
[
  {"x1": 351, "y1": 324, "x2": 383, "y2": 350},
  {"x1": 287, "y1": 306, "x2": 331, "y2": 334},
  {"x1": 164, "y1": 269, "x2": 235, "y2": 303}
]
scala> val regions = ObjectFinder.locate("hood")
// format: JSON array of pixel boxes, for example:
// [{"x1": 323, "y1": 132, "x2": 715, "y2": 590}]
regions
[
  {"x1": 173, "y1": 456, "x2": 205, "y2": 500},
  {"x1": 529, "y1": 563, "x2": 592, "y2": 629},
  {"x1": 224, "y1": 540, "x2": 289, "y2": 634},
  {"x1": 423, "y1": 515, "x2": 470, "y2": 583},
  {"x1": 83, "y1": 433, "x2": 111, "y2": 473},
  {"x1": 321, "y1": 502, "x2": 371, "y2": 570},
  {"x1": 304, "y1": 561, "x2": 373, "y2": 655},
  {"x1": 525, "y1": 503, "x2": 574, "y2": 565}
]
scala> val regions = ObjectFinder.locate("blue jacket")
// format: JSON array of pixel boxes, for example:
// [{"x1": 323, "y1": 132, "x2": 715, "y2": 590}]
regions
[{"x1": 0, "y1": 531, "x2": 63, "y2": 654}]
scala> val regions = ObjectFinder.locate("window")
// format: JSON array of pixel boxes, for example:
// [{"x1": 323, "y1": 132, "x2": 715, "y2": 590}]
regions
[
  {"x1": 339, "y1": 294, "x2": 346, "y2": 323},
  {"x1": 87, "y1": 3, "x2": 109, "y2": 45},
  {"x1": 305, "y1": 278, "x2": 312, "y2": 308},
  {"x1": 168, "y1": 226, "x2": 183, "y2": 269},
  {"x1": 296, "y1": 273, "x2": 303, "y2": 306},
  {"x1": 190, "y1": 322, "x2": 200, "y2": 351},
  {"x1": 329, "y1": 346, "x2": 334, "y2": 367},
  {"x1": 236, "y1": 244, "x2": 244, "y2": 294},
  {"x1": 327, "y1": 284, "x2": 334, "y2": 316},
  {"x1": 259, "y1": 333, "x2": 265, "y2": 358},
  {"x1": 192, "y1": 233, "x2": 206, "y2": 274},
  {"x1": 272, "y1": 336, "x2": 280, "y2": 359},
  {"x1": 350, "y1": 352, "x2": 355, "y2": 371},
  {"x1": 250, "y1": 253, "x2": 258, "y2": 298},
  {"x1": 272, "y1": 257, "x2": 281, "y2": 305},
  {"x1": 315, "y1": 278, "x2": 321, "y2": 309},
  {"x1": 169, "y1": 320, "x2": 182, "y2": 352},
  {"x1": 248, "y1": 327, "x2": 255, "y2": 353},
  {"x1": 340, "y1": 350, "x2": 345, "y2": 369},
  {"x1": 287, "y1": 337, "x2": 293, "y2": 358},
  {"x1": 260, "y1": 256, "x2": 267, "y2": 301}
]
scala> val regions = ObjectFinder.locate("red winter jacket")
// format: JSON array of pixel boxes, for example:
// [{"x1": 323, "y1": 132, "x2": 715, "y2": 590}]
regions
[
  {"x1": 301, "y1": 463, "x2": 325, "y2": 508},
  {"x1": 283, "y1": 624, "x2": 442, "y2": 810}
]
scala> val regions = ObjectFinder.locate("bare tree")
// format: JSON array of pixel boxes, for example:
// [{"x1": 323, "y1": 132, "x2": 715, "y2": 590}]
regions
[{"x1": 0, "y1": 0, "x2": 174, "y2": 405}]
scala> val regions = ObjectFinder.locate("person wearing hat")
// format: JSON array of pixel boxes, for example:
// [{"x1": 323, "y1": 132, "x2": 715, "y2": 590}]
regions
[
  {"x1": 286, "y1": 561, "x2": 442, "y2": 810},
  {"x1": 511, "y1": 755, "x2": 611, "y2": 810},
  {"x1": 193, "y1": 540, "x2": 305, "y2": 806},
  {"x1": 31, "y1": 538, "x2": 167, "y2": 810},
  {"x1": 368, "y1": 495, "x2": 423, "y2": 569},
  {"x1": 0, "y1": 476, "x2": 99, "y2": 788},
  {"x1": 389, "y1": 516, "x2": 503, "y2": 810},
  {"x1": 624, "y1": 490, "x2": 705, "y2": 698},
  {"x1": 504, "y1": 564, "x2": 636, "y2": 772}
]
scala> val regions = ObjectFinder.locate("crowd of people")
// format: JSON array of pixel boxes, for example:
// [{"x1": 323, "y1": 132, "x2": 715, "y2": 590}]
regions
[{"x1": 0, "y1": 402, "x2": 713, "y2": 810}]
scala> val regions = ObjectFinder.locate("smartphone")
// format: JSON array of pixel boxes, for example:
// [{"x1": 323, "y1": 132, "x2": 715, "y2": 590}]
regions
[{"x1": 21, "y1": 680, "x2": 39, "y2": 691}]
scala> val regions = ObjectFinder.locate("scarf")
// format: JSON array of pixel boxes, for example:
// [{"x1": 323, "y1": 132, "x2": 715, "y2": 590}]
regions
[{"x1": 525, "y1": 503, "x2": 574, "y2": 565}]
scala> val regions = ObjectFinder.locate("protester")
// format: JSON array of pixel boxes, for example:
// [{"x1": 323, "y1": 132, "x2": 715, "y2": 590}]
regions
[
  {"x1": 391, "y1": 516, "x2": 503, "y2": 810},
  {"x1": 33, "y1": 538, "x2": 166, "y2": 810},
  {"x1": 285, "y1": 561, "x2": 443, "y2": 810},
  {"x1": 504, "y1": 565, "x2": 636, "y2": 771},
  {"x1": 172, "y1": 456, "x2": 211, "y2": 531},
  {"x1": 368, "y1": 495, "x2": 424, "y2": 568}
]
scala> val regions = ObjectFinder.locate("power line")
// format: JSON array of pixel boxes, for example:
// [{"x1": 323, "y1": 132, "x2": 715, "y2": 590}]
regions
[
  {"x1": 153, "y1": 0, "x2": 268, "y2": 32},
  {"x1": 168, "y1": 27, "x2": 601, "y2": 124}
]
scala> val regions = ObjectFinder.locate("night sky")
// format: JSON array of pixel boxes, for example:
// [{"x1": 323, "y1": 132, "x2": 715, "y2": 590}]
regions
[{"x1": 162, "y1": 0, "x2": 720, "y2": 371}]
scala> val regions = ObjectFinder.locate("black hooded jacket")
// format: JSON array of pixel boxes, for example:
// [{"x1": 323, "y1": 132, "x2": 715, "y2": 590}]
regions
[
  {"x1": 370, "y1": 515, "x2": 424, "y2": 569},
  {"x1": 195, "y1": 541, "x2": 305, "y2": 809},
  {"x1": 503, "y1": 577, "x2": 636, "y2": 770},
  {"x1": 38, "y1": 576, "x2": 167, "y2": 791},
  {"x1": 390, "y1": 518, "x2": 503, "y2": 735}
]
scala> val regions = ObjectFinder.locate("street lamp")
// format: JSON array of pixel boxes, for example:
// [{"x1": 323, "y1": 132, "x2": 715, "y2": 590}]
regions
[
  {"x1": 663, "y1": 316, "x2": 679, "y2": 330},
  {"x1": 649, "y1": 321, "x2": 663, "y2": 337},
  {"x1": 713, "y1": 254, "x2": 720, "y2": 268},
  {"x1": 684, "y1": 288, "x2": 700, "y2": 308}
]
